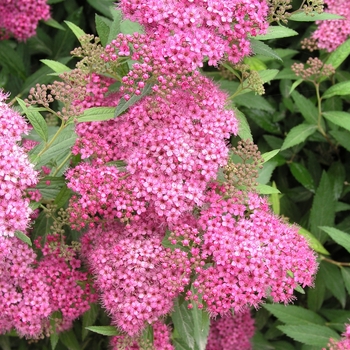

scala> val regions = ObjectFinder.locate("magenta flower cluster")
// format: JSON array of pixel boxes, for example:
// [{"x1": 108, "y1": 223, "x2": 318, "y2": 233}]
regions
[
  {"x1": 206, "y1": 311, "x2": 255, "y2": 350},
  {"x1": 0, "y1": 91, "x2": 37, "y2": 237},
  {"x1": 0, "y1": 0, "x2": 50, "y2": 41},
  {"x1": 325, "y1": 324, "x2": 350, "y2": 350},
  {"x1": 312, "y1": 0, "x2": 350, "y2": 51}
]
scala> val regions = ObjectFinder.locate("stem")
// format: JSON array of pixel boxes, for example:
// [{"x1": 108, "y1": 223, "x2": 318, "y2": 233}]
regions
[
  {"x1": 320, "y1": 256, "x2": 350, "y2": 267},
  {"x1": 8, "y1": 93, "x2": 22, "y2": 107},
  {"x1": 52, "y1": 152, "x2": 72, "y2": 177}
]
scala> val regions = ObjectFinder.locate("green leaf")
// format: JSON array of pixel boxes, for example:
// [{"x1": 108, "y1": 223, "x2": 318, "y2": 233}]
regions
[
  {"x1": 294, "y1": 284, "x2": 305, "y2": 294},
  {"x1": 319, "y1": 261, "x2": 346, "y2": 307},
  {"x1": 298, "y1": 227, "x2": 330, "y2": 255},
  {"x1": 16, "y1": 98, "x2": 49, "y2": 142},
  {"x1": 254, "y1": 26, "x2": 298, "y2": 40},
  {"x1": 85, "y1": 326, "x2": 120, "y2": 336},
  {"x1": 330, "y1": 130, "x2": 350, "y2": 152},
  {"x1": 289, "y1": 163, "x2": 315, "y2": 192},
  {"x1": 36, "y1": 177, "x2": 66, "y2": 200},
  {"x1": 323, "y1": 111, "x2": 350, "y2": 132},
  {"x1": 64, "y1": 21, "x2": 86, "y2": 43},
  {"x1": 270, "y1": 182, "x2": 280, "y2": 215},
  {"x1": 250, "y1": 39, "x2": 282, "y2": 61},
  {"x1": 59, "y1": 329, "x2": 81, "y2": 350},
  {"x1": 107, "y1": 9, "x2": 123, "y2": 44},
  {"x1": 340, "y1": 268, "x2": 350, "y2": 295},
  {"x1": 258, "y1": 160, "x2": 278, "y2": 185},
  {"x1": 323, "y1": 81, "x2": 350, "y2": 99},
  {"x1": 173, "y1": 337, "x2": 192, "y2": 350},
  {"x1": 95, "y1": 14, "x2": 112, "y2": 47},
  {"x1": 328, "y1": 161, "x2": 345, "y2": 200},
  {"x1": 54, "y1": 185, "x2": 73, "y2": 208},
  {"x1": 278, "y1": 325, "x2": 340, "y2": 347},
  {"x1": 115, "y1": 83, "x2": 153, "y2": 118},
  {"x1": 281, "y1": 123, "x2": 317, "y2": 150},
  {"x1": 120, "y1": 19, "x2": 144, "y2": 35},
  {"x1": 289, "y1": 79, "x2": 303, "y2": 95},
  {"x1": 309, "y1": 172, "x2": 336, "y2": 243},
  {"x1": 233, "y1": 92, "x2": 275, "y2": 112},
  {"x1": 171, "y1": 298, "x2": 195, "y2": 350},
  {"x1": 320, "y1": 226, "x2": 350, "y2": 254},
  {"x1": 50, "y1": 332, "x2": 59, "y2": 350},
  {"x1": 256, "y1": 184, "x2": 281, "y2": 194},
  {"x1": 44, "y1": 18, "x2": 66, "y2": 31},
  {"x1": 0, "y1": 41, "x2": 26, "y2": 80},
  {"x1": 289, "y1": 11, "x2": 343, "y2": 21},
  {"x1": 87, "y1": 0, "x2": 115, "y2": 18},
  {"x1": 235, "y1": 109, "x2": 253, "y2": 141},
  {"x1": 262, "y1": 149, "x2": 280, "y2": 163},
  {"x1": 41, "y1": 59, "x2": 71, "y2": 74},
  {"x1": 308, "y1": 272, "x2": 326, "y2": 311},
  {"x1": 258, "y1": 69, "x2": 279, "y2": 83},
  {"x1": 82, "y1": 304, "x2": 99, "y2": 340},
  {"x1": 291, "y1": 91, "x2": 319, "y2": 125},
  {"x1": 77, "y1": 107, "x2": 115, "y2": 123},
  {"x1": 15, "y1": 231, "x2": 32, "y2": 246},
  {"x1": 263, "y1": 304, "x2": 326, "y2": 325},
  {"x1": 326, "y1": 38, "x2": 350, "y2": 69}
]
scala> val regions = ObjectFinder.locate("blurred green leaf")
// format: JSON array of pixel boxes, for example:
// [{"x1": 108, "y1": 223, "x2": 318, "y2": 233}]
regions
[
  {"x1": 289, "y1": 12, "x2": 343, "y2": 21},
  {"x1": 85, "y1": 326, "x2": 120, "y2": 336},
  {"x1": 325, "y1": 38, "x2": 350, "y2": 69},
  {"x1": 289, "y1": 163, "x2": 315, "y2": 192},
  {"x1": 77, "y1": 107, "x2": 115, "y2": 123},
  {"x1": 320, "y1": 226, "x2": 350, "y2": 254},
  {"x1": 281, "y1": 123, "x2": 317, "y2": 150},
  {"x1": 254, "y1": 26, "x2": 298, "y2": 40}
]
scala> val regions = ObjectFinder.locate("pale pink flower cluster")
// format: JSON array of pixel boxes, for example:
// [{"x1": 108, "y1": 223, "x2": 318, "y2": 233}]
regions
[
  {"x1": 110, "y1": 321, "x2": 174, "y2": 349},
  {"x1": 0, "y1": 91, "x2": 38, "y2": 237},
  {"x1": 119, "y1": 0, "x2": 268, "y2": 67},
  {"x1": 81, "y1": 215, "x2": 191, "y2": 335},
  {"x1": 206, "y1": 311, "x2": 255, "y2": 350},
  {"x1": 0, "y1": 0, "x2": 50, "y2": 41},
  {"x1": 0, "y1": 234, "x2": 95, "y2": 338},
  {"x1": 325, "y1": 324, "x2": 350, "y2": 350},
  {"x1": 312, "y1": 0, "x2": 350, "y2": 51}
]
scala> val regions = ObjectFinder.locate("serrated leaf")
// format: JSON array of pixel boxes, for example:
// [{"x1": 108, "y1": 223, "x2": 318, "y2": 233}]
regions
[
  {"x1": 289, "y1": 11, "x2": 343, "y2": 21},
  {"x1": 258, "y1": 69, "x2": 279, "y2": 83},
  {"x1": 328, "y1": 161, "x2": 345, "y2": 200},
  {"x1": 308, "y1": 272, "x2": 326, "y2": 311},
  {"x1": 77, "y1": 107, "x2": 115, "y2": 123},
  {"x1": 173, "y1": 337, "x2": 192, "y2": 350},
  {"x1": 107, "y1": 9, "x2": 123, "y2": 44},
  {"x1": 281, "y1": 123, "x2": 317, "y2": 150},
  {"x1": 262, "y1": 149, "x2": 280, "y2": 163},
  {"x1": 244, "y1": 56, "x2": 267, "y2": 70},
  {"x1": 330, "y1": 130, "x2": 350, "y2": 152},
  {"x1": 0, "y1": 41, "x2": 26, "y2": 80},
  {"x1": 278, "y1": 325, "x2": 340, "y2": 347},
  {"x1": 15, "y1": 231, "x2": 32, "y2": 246},
  {"x1": 320, "y1": 226, "x2": 350, "y2": 254},
  {"x1": 82, "y1": 304, "x2": 99, "y2": 340},
  {"x1": 85, "y1": 326, "x2": 120, "y2": 336},
  {"x1": 87, "y1": 0, "x2": 115, "y2": 18},
  {"x1": 263, "y1": 304, "x2": 326, "y2": 325},
  {"x1": 59, "y1": 329, "x2": 81, "y2": 350},
  {"x1": 41, "y1": 59, "x2": 71, "y2": 74},
  {"x1": 291, "y1": 91, "x2": 319, "y2": 125},
  {"x1": 250, "y1": 39, "x2": 282, "y2": 61},
  {"x1": 95, "y1": 14, "x2": 112, "y2": 46},
  {"x1": 289, "y1": 79, "x2": 303, "y2": 95},
  {"x1": 234, "y1": 109, "x2": 253, "y2": 141},
  {"x1": 120, "y1": 19, "x2": 144, "y2": 34},
  {"x1": 289, "y1": 163, "x2": 315, "y2": 192},
  {"x1": 257, "y1": 160, "x2": 277, "y2": 185},
  {"x1": 64, "y1": 21, "x2": 86, "y2": 43},
  {"x1": 254, "y1": 26, "x2": 298, "y2": 40},
  {"x1": 309, "y1": 172, "x2": 336, "y2": 243},
  {"x1": 323, "y1": 81, "x2": 350, "y2": 99},
  {"x1": 326, "y1": 38, "x2": 350, "y2": 69},
  {"x1": 171, "y1": 298, "x2": 195, "y2": 350},
  {"x1": 36, "y1": 177, "x2": 66, "y2": 200},
  {"x1": 256, "y1": 184, "x2": 281, "y2": 194},
  {"x1": 323, "y1": 111, "x2": 350, "y2": 132},
  {"x1": 233, "y1": 92, "x2": 275, "y2": 112},
  {"x1": 115, "y1": 83, "x2": 153, "y2": 118},
  {"x1": 298, "y1": 227, "x2": 330, "y2": 255}
]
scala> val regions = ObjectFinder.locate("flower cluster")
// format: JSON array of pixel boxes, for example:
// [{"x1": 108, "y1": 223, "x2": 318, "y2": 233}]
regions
[
  {"x1": 120, "y1": 0, "x2": 268, "y2": 67},
  {"x1": 325, "y1": 324, "x2": 350, "y2": 350},
  {"x1": 81, "y1": 217, "x2": 191, "y2": 335},
  {"x1": 0, "y1": 234, "x2": 95, "y2": 338},
  {"x1": 0, "y1": 0, "x2": 50, "y2": 41},
  {"x1": 312, "y1": 0, "x2": 350, "y2": 51},
  {"x1": 0, "y1": 91, "x2": 38, "y2": 237},
  {"x1": 291, "y1": 57, "x2": 335, "y2": 81},
  {"x1": 206, "y1": 311, "x2": 255, "y2": 350}
]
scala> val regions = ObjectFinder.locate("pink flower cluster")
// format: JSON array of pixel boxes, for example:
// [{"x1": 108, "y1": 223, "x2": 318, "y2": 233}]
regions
[
  {"x1": 81, "y1": 214, "x2": 191, "y2": 335},
  {"x1": 110, "y1": 321, "x2": 174, "y2": 349},
  {"x1": 0, "y1": 0, "x2": 50, "y2": 41},
  {"x1": 206, "y1": 311, "x2": 255, "y2": 350},
  {"x1": 312, "y1": 0, "x2": 350, "y2": 51},
  {"x1": 0, "y1": 91, "x2": 38, "y2": 237},
  {"x1": 325, "y1": 324, "x2": 350, "y2": 350},
  {"x1": 119, "y1": 0, "x2": 268, "y2": 67},
  {"x1": 0, "y1": 234, "x2": 95, "y2": 338}
]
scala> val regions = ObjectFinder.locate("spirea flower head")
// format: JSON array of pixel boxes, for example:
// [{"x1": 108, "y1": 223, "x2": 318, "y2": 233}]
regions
[
  {"x1": 119, "y1": 0, "x2": 268, "y2": 67},
  {"x1": 325, "y1": 324, "x2": 350, "y2": 350},
  {"x1": 0, "y1": 0, "x2": 50, "y2": 41},
  {"x1": 0, "y1": 91, "x2": 38, "y2": 237},
  {"x1": 312, "y1": 0, "x2": 350, "y2": 52},
  {"x1": 81, "y1": 218, "x2": 191, "y2": 336},
  {"x1": 206, "y1": 311, "x2": 255, "y2": 350}
]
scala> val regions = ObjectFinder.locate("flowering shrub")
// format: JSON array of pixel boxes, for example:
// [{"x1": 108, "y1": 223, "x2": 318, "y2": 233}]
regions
[{"x1": 0, "y1": 0, "x2": 350, "y2": 349}]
